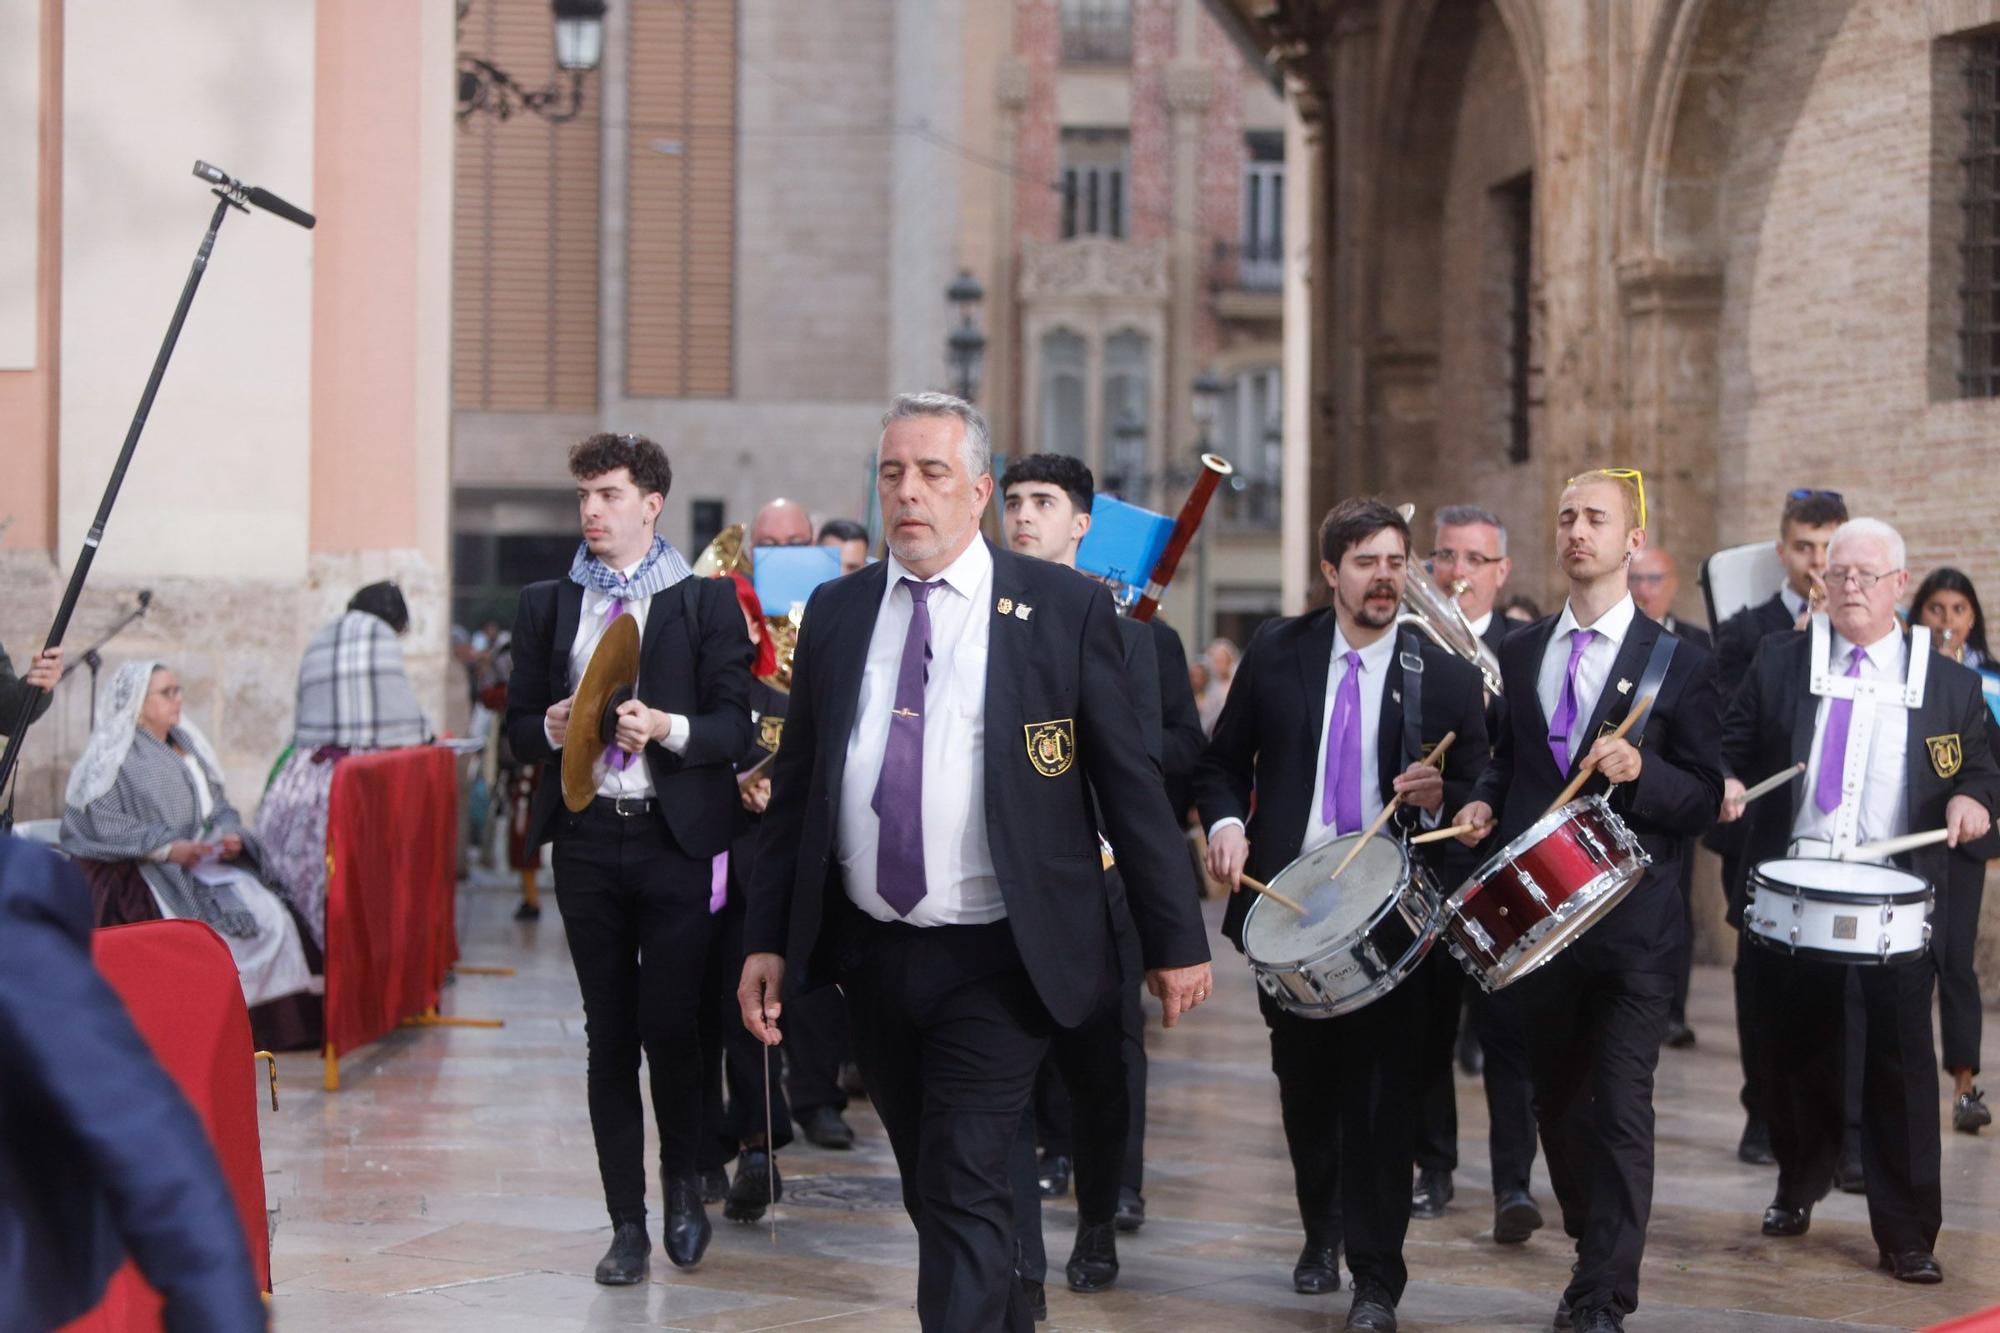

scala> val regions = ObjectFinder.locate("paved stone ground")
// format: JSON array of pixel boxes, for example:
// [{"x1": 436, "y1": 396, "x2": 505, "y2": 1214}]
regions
[{"x1": 260, "y1": 874, "x2": 2000, "y2": 1331}]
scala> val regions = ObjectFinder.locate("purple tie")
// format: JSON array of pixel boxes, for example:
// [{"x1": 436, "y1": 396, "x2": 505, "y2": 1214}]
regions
[
  {"x1": 1322, "y1": 650, "x2": 1364, "y2": 834},
  {"x1": 1815, "y1": 646, "x2": 1868, "y2": 813},
  {"x1": 1547, "y1": 628, "x2": 1597, "y2": 774},
  {"x1": 602, "y1": 590, "x2": 636, "y2": 771},
  {"x1": 873, "y1": 579, "x2": 938, "y2": 916}
]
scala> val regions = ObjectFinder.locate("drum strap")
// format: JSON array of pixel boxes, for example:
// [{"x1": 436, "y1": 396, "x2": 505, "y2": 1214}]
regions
[
  {"x1": 1624, "y1": 633, "x2": 1679, "y2": 749},
  {"x1": 1397, "y1": 629, "x2": 1425, "y2": 769}
]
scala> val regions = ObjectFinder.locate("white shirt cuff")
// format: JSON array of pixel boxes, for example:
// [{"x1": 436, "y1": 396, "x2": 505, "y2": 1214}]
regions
[
  {"x1": 660, "y1": 712, "x2": 691, "y2": 755},
  {"x1": 1206, "y1": 816, "x2": 1245, "y2": 841},
  {"x1": 1420, "y1": 805, "x2": 1442, "y2": 830}
]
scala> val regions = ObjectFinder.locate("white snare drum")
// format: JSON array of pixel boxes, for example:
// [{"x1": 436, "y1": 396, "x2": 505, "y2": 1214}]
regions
[
  {"x1": 1744, "y1": 857, "x2": 1933, "y2": 964},
  {"x1": 1243, "y1": 832, "x2": 1442, "y2": 1018}
]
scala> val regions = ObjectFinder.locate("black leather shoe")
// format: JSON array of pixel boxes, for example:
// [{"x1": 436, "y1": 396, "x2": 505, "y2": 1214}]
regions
[
  {"x1": 1737, "y1": 1117, "x2": 1776, "y2": 1166},
  {"x1": 1574, "y1": 1309, "x2": 1624, "y2": 1332},
  {"x1": 1662, "y1": 1020, "x2": 1697, "y2": 1049},
  {"x1": 1037, "y1": 1152, "x2": 1071, "y2": 1199},
  {"x1": 1114, "y1": 1185, "x2": 1146, "y2": 1232},
  {"x1": 1345, "y1": 1278, "x2": 1397, "y2": 1331},
  {"x1": 663, "y1": 1177, "x2": 712, "y2": 1268},
  {"x1": 512, "y1": 899, "x2": 541, "y2": 921},
  {"x1": 1020, "y1": 1276, "x2": 1047, "y2": 1321},
  {"x1": 1065, "y1": 1221, "x2": 1119, "y2": 1293},
  {"x1": 1835, "y1": 1152, "x2": 1866, "y2": 1195},
  {"x1": 593, "y1": 1221, "x2": 650, "y2": 1285},
  {"x1": 1293, "y1": 1234, "x2": 1342, "y2": 1294},
  {"x1": 1553, "y1": 1293, "x2": 1572, "y2": 1330},
  {"x1": 725, "y1": 1148, "x2": 782, "y2": 1223},
  {"x1": 1761, "y1": 1200, "x2": 1811, "y2": 1236},
  {"x1": 1954, "y1": 1087, "x2": 1992, "y2": 1134},
  {"x1": 1494, "y1": 1189, "x2": 1543, "y2": 1244},
  {"x1": 798, "y1": 1105, "x2": 855, "y2": 1149},
  {"x1": 1880, "y1": 1249, "x2": 1944, "y2": 1284},
  {"x1": 1410, "y1": 1166, "x2": 1453, "y2": 1219},
  {"x1": 698, "y1": 1166, "x2": 729, "y2": 1205}
]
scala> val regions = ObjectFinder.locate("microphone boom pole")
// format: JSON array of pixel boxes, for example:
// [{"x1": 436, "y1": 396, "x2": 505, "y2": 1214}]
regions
[{"x1": 0, "y1": 162, "x2": 313, "y2": 818}]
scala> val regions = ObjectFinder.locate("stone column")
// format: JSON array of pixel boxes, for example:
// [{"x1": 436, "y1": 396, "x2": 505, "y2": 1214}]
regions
[
  {"x1": 597, "y1": 0, "x2": 630, "y2": 409},
  {"x1": 1163, "y1": 60, "x2": 1213, "y2": 483}
]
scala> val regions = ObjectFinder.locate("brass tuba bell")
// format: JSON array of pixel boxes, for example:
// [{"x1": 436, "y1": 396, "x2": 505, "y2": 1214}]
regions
[
  {"x1": 692, "y1": 522, "x2": 800, "y2": 691},
  {"x1": 1394, "y1": 504, "x2": 1504, "y2": 697}
]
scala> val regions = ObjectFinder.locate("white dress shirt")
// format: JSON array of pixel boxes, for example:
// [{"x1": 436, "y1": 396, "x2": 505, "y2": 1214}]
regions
[
  {"x1": 1791, "y1": 626, "x2": 1910, "y2": 849},
  {"x1": 548, "y1": 558, "x2": 692, "y2": 800},
  {"x1": 1781, "y1": 584, "x2": 1809, "y2": 623},
  {"x1": 1537, "y1": 593, "x2": 1640, "y2": 763},
  {"x1": 1467, "y1": 609, "x2": 1495, "y2": 640},
  {"x1": 838, "y1": 540, "x2": 1002, "y2": 926}
]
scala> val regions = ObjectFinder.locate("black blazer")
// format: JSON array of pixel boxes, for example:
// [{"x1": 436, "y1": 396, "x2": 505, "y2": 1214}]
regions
[
  {"x1": 1468, "y1": 609, "x2": 1723, "y2": 970},
  {"x1": 1115, "y1": 617, "x2": 1165, "y2": 769},
  {"x1": 1705, "y1": 592, "x2": 1794, "y2": 857},
  {"x1": 743, "y1": 542, "x2": 1210, "y2": 1028},
  {"x1": 505, "y1": 575, "x2": 755, "y2": 857},
  {"x1": 1662, "y1": 616, "x2": 1712, "y2": 653},
  {"x1": 1718, "y1": 630, "x2": 2000, "y2": 888},
  {"x1": 1192, "y1": 609, "x2": 1490, "y2": 950}
]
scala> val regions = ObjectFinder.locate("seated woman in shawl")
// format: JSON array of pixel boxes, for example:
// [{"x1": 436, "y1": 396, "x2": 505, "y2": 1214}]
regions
[
  {"x1": 60, "y1": 661, "x2": 322, "y2": 1048},
  {"x1": 256, "y1": 580, "x2": 432, "y2": 947}
]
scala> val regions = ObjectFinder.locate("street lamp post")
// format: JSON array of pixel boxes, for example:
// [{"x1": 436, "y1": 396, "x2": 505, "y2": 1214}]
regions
[
  {"x1": 1190, "y1": 368, "x2": 1225, "y2": 643},
  {"x1": 945, "y1": 270, "x2": 987, "y2": 403},
  {"x1": 458, "y1": 0, "x2": 608, "y2": 125}
]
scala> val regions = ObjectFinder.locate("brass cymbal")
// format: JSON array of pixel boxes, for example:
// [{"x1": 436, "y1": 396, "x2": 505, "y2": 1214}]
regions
[{"x1": 562, "y1": 613, "x2": 641, "y2": 812}]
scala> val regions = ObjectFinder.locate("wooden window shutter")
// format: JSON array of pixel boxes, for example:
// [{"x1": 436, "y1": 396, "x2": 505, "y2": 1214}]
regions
[
  {"x1": 627, "y1": 0, "x2": 737, "y2": 398},
  {"x1": 452, "y1": 0, "x2": 603, "y2": 412}
]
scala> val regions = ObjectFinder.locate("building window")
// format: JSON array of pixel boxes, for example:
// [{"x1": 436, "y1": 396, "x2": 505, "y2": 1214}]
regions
[
  {"x1": 1214, "y1": 367, "x2": 1281, "y2": 529},
  {"x1": 1239, "y1": 133, "x2": 1285, "y2": 291},
  {"x1": 1060, "y1": 0, "x2": 1131, "y2": 64},
  {"x1": 1039, "y1": 329, "x2": 1088, "y2": 457},
  {"x1": 1102, "y1": 330, "x2": 1152, "y2": 491},
  {"x1": 1963, "y1": 33, "x2": 2000, "y2": 397},
  {"x1": 690, "y1": 499, "x2": 725, "y2": 556},
  {"x1": 1496, "y1": 172, "x2": 1534, "y2": 462},
  {"x1": 1062, "y1": 130, "x2": 1128, "y2": 240}
]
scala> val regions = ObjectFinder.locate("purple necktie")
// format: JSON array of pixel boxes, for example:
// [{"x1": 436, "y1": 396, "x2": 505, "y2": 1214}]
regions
[
  {"x1": 873, "y1": 579, "x2": 938, "y2": 916},
  {"x1": 1547, "y1": 628, "x2": 1598, "y2": 774},
  {"x1": 602, "y1": 589, "x2": 636, "y2": 771},
  {"x1": 1815, "y1": 646, "x2": 1868, "y2": 814},
  {"x1": 1322, "y1": 650, "x2": 1364, "y2": 834}
]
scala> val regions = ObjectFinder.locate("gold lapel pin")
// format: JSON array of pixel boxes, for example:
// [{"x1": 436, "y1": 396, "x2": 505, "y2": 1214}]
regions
[{"x1": 997, "y1": 597, "x2": 1014, "y2": 616}]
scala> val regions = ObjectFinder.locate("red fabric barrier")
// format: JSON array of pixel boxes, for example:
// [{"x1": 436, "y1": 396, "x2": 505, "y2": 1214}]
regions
[
  {"x1": 1930, "y1": 1308, "x2": 2000, "y2": 1332},
  {"x1": 323, "y1": 746, "x2": 459, "y2": 1059},
  {"x1": 63, "y1": 920, "x2": 271, "y2": 1331}
]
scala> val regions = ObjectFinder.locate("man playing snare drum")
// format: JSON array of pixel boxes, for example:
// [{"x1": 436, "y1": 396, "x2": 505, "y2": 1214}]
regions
[
  {"x1": 1453, "y1": 469, "x2": 1722, "y2": 1333},
  {"x1": 1717, "y1": 516, "x2": 1997, "y2": 1285},
  {"x1": 1198, "y1": 498, "x2": 1487, "y2": 1333}
]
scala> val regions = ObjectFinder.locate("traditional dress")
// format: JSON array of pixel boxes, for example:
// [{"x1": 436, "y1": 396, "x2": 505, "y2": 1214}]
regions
[
  {"x1": 256, "y1": 608, "x2": 431, "y2": 945},
  {"x1": 60, "y1": 662, "x2": 318, "y2": 1011}
]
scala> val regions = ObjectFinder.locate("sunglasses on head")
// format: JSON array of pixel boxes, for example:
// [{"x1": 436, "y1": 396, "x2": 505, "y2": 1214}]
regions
[
  {"x1": 1787, "y1": 488, "x2": 1842, "y2": 502},
  {"x1": 1566, "y1": 467, "x2": 1646, "y2": 529}
]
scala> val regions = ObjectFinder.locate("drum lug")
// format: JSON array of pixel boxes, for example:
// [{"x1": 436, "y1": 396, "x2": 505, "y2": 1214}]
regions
[
  {"x1": 1515, "y1": 867, "x2": 1552, "y2": 911},
  {"x1": 1788, "y1": 925, "x2": 1800, "y2": 949},
  {"x1": 1576, "y1": 823, "x2": 1611, "y2": 867},
  {"x1": 1877, "y1": 935, "x2": 1891, "y2": 962},
  {"x1": 1461, "y1": 916, "x2": 1496, "y2": 956},
  {"x1": 1922, "y1": 921, "x2": 1933, "y2": 946},
  {"x1": 1790, "y1": 895, "x2": 1804, "y2": 917},
  {"x1": 1879, "y1": 903, "x2": 1894, "y2": 925}
]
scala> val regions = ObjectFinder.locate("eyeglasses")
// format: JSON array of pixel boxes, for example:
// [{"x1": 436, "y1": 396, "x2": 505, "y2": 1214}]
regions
[
  {"x1": 1788, "y1": 488, "x2": 1843, "y2": 502},
  {"x1": 1566, "y1": 467, "x2": 1646, "y2": 528},
  {"x1": 1428, "y1": 549, "x2": 1504, "y2": 570},
  {"x1": 1627, "y1": 572, "x2": 1667, "y2": 585},
  {"x1": 1823, "y1": 565, "x2": 1901, "y2": 591}
]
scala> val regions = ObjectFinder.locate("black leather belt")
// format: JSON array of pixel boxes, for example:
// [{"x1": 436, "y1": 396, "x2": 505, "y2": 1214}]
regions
[{"x1": 589, "y1": 795, "x2": 659, "y2": 817}]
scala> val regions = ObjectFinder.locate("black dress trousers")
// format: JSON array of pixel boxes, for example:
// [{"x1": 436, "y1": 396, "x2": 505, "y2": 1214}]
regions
[{"x1": 697, "y1": 880, "x2": 793, "y2": 1171}]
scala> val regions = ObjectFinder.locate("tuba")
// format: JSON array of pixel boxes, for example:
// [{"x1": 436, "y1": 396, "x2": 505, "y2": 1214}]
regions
[
  {"x1": 1394, "y1": 504, "x2": 1504, "y2": 697},
  {"x1": 692, "y1": 523, "x2": 802, "y2": 691}
]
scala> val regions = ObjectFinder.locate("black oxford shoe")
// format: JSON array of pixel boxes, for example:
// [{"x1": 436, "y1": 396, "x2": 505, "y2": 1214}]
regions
[
  {"x1": 593, "y1": 1220, "x2": 650, "y2": 1285},
  {"x1": 1065, "y1": 1221, "x2": 1119, "y2": 1292},
  {"x1": 663, "y1": 1177, "x2": 712, "y2": 1269},
  {"x1": 1494, "y1": 1189, "x2": 1543, "y2": 1244},
  {"x1": 1761, "y1": 1201, "x2": 1811, "y2": 1237},
  {"x1": 798, "y1": 1104, "x2": 855, "y2": 1149},
  {"x1": 1293, "y1": 1235, "x2": 1342, "y2": 1294},
  {"x1": 1737, "y1": 1117, "x2": 1776, "y2": 1166},
  {"x1": 1114, "y1": 1184, "x2": 1147, "y2": 1232},
  {"x1": 1020, "y1": 1276, "x2": 1047, "y2": 1321},
  {"x1": 1880, "y1": 1249, "x2": 1943, "y2": 1284},
  {"x1": 1038, "y1": 1152, "x2": 1071, "y2": 1199},
  {"x1": 1410, "y1": 1166, "x2": 1453, "y2": 1219},
  {"x1": 1344, "y1": 1279, "x2": 1397, "y2": 1331}
]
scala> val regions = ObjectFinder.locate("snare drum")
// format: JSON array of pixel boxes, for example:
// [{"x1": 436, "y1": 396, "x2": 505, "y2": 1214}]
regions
[
  {"x1": 1243, "y1": 832, "x2": 1442, "y2": 1019},
  {"x1": 1744, "y1": 858, "x2": 1932, "y2": 964},
  {"x1": 1444, "y1": 796, "x2": 1650, "y2": 991}
]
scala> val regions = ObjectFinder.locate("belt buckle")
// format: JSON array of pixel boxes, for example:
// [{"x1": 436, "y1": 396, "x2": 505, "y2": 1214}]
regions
[{"x1": 612, "y1": 795, "x2": 643, "y2": 817}]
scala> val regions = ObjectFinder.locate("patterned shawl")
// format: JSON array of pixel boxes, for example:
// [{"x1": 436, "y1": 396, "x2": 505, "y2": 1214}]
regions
[{"x1": 292, "y1": 610, "x2": 431, "y2": 750}]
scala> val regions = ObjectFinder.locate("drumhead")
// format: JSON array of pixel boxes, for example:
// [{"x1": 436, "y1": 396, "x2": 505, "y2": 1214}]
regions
[
  {"x1": 1752, "y1": 857, "x2": 1929, "y2": 902},
  {"x1": 1246, "y1": 834, "x2": 1407, "y2": 965}
]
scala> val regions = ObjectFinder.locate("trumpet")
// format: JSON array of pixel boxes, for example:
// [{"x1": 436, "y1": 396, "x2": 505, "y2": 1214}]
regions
[{"x1": 1394, "y1": 504, "x2": 1503, "y2": 696}]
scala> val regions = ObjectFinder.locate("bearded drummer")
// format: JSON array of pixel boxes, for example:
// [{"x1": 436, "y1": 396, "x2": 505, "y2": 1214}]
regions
[
  {"x1": 1717, "y1": 516, "x2": 1998, "y2": 1285},
  {"x1": 1197, "y1": 498, "x2": 1487, "y2": 1333},
  {"x1": 1452, "y1": 469, "x2": 1721, "y2": 1333}
]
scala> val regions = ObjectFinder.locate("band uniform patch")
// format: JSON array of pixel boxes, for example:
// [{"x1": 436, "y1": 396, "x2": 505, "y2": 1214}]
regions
[
  {"x1": 1596, "y1": 717, "x2": 1643, "y2": 747},
  {"x1": 1024, "y1": 719, "x2": 1075, "y2": 777},
  {"x1": 758, "y1": 715, "x2": 784, "y2": 753},
  {"x1": 1928, "y1": 733, "x2": 1963, "y2": 779}
]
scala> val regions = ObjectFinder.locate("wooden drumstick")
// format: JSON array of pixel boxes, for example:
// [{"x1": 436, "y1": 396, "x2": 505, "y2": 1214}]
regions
[
  {"x1": 1239, "y1": 873, "x2": 1308, "y2": 916},
  {"x1": 1543, "y1": 696, "x2": 1652, "y2": 818},
  {"x1": 1840, "y1": 827, "x2": 1952, "y2": 861},
  {"x1": 1323, "y1": 731, "x2": 1460, "y2": 885},
  {"x1": 1737, "y1": 761, "x2": 1806, "y2": 807},
  {"x1": 1411, "y1": 821, "x2": 1486, "y2": 845}
]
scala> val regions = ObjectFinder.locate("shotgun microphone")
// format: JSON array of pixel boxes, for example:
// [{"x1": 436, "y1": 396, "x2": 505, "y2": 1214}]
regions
[{"x1": 191, "y1": 160, "x2": 316, "y2": 230}]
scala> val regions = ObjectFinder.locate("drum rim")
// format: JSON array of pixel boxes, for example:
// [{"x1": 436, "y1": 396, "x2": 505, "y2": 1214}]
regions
[
  {"x1": 1243, "y1": 832, "x2": 1422, "y2": 967},
  {"x1": 1741, "y1": 926, "x2": 1929, "y2": 966},
  {"x1": 1259, "y1": 918, "x2": 1444, "y2": 1018},
  {"x1": 1449, "y1": 794, "x2": 1621, "y2": 912},
  {"x1": 1747, "y1": 858, "x2": 1930, "y2": 906}
]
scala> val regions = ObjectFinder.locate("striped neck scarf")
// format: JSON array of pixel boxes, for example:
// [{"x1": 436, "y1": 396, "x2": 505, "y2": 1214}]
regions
[{"x1": 568, "y1": 534, "x2": 693, "y2": 600}]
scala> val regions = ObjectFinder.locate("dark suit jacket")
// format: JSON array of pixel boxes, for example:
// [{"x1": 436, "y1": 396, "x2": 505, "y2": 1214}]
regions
[
  {"x1": 1468, "y1": 609, "x2": 1723, "y2": 970},
  {"x1": 0, "y1": 638, "x2": 53, "y2": 736},
  {"x1": 1705, "y1": 592, "x2": 1800, "y2": 860},
  {"x1": 1191, "y1": 610, "x2": 1490, "y2": 950},
  {"x1": 505, "y1": 574, "x2": 755, "y2": 857},
  {"x1": 1662, "y1": 616, "x2": 1713, "y2": 653},
  {"x1": 1718, "y1": 630, "x2": 2000, "y2": 889},
  {"x1": 0, "y1": 836, "x2": 265, "y2": 1333},
  {"x1": 1149, "y1": 618, "x2": 1206, "y2": 783},
  {"x1": 1115, "y1": 617, "x2": 1165, "y2": 768},
  {"x1": 744, "y1": 542, "x2": 1210, "y2": 1028}
]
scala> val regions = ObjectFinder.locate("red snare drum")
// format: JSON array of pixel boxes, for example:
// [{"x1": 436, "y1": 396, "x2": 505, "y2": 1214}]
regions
[{"x1": 1444, "y1": 795, "x2": 1651, "y2": 991}]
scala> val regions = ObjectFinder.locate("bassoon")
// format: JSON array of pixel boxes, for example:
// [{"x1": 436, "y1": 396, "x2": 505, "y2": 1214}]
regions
[{"x1": 1129, "y1": 454, "x2": 1233, "y2": 623}]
